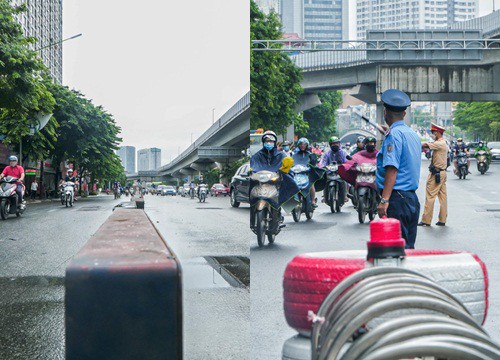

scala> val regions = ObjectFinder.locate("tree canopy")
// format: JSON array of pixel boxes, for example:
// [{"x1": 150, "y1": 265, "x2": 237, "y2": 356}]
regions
[
  {"x1": 297, "y1": 91, "x2": 342, "y2": 142},
  {"x1": 250, "y1": 0, "x2": 303, "y2": 135},
  {"x1": 0, "y1": 0, "x2": 56, "y2": 161},
  {"x1": 453, "y1": 102, "x2": 500, "y2": 141}
]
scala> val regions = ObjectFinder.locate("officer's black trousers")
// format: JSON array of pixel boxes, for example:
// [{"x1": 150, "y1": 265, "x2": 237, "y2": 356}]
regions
[{"x1": 387, "y1": 190, "x2": 420, "y2": 249}]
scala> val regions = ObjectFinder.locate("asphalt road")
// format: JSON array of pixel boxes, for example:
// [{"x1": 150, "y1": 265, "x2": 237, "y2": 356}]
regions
[
  {"x1": 0, "y1": 195, "x2": 123, "y2": 360},
  {"x1": 0, "y1": 193, "x2": 252, "y2": 360},
  {"x1": 250, "y1": 159, "x2": 500, "y2": 360},
  {"x1": 145, "y1": 194, "x2": 251, "y2": 360}
]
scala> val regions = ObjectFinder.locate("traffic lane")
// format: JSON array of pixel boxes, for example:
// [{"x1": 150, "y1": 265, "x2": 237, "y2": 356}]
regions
[
  {"x1": 145, "y1": 194, "x2": 251, "y2": 260},
  {"x1": 0, "y1": 195, "x2": 123, "y2": 360},
  {"x1": 145, "y1": 194, "x2": 251, "y2": 360},
  {"x1": 0, "y1": 195, "x2": 124, "y2": 277},
  {"x1": 250, "y1": 162, "x2": 500, "y2": 360}
]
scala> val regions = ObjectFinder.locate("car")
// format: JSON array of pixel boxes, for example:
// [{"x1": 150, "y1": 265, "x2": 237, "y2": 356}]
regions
[
  {"x1": 210, "y1": 183, "x2": 229, "y2": 197},
  {"x1": 156, "y1": 185, "x2": 166, "y2": 196},
  {"x1": 181, "y1": 183, "x2": 191, "y2": 197},
  {"x1": 488, "y1": 141, "x2": 500, "y2": 161},
  {"x1": 164, "y1": 186, "x2": 176, "y2": 196},
  {"x1": 229, "y1": 162, "x2": 250, "y2": 208},
  {"x1": 467, "y1": 142, "x2": 479, "y2": 151}
]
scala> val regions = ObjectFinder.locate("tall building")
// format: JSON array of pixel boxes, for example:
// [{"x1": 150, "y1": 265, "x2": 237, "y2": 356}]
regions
[
  {"x1": 137, "y1": 148, "x2": 161, "y2": 171},
  {"x1": 280, "y1": 0, "x2": 349, "y2": 41},
  {"x1": 117, "y1": 146, "x2": 136, "y2": 174},
  {"x1": 13, "y1": 0, "x2": 63, "y2": 83},
  {"x1": 357, "y1": 0, "x2": 478, "y2": 40}
]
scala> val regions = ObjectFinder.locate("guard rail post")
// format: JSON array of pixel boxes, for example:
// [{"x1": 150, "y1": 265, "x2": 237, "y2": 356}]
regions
[{"x1": 65, "y1": 208, "x2": 182, "y2": 360}]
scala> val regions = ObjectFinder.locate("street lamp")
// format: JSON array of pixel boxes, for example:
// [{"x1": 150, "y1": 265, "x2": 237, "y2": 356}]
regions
[{"x1": 36, "y1": 33, "x2": 82, "y2": 51}]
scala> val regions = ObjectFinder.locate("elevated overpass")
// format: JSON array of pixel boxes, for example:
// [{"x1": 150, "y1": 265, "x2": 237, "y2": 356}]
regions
[{"x1": 157, "y1": 92, "x2": 249, "y2": 182}]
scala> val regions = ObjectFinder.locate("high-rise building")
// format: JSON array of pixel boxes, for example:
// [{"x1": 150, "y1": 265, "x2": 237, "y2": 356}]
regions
[
  {"x1": 137, "y1": 148, "x2": 161, "y2": 171},
  {"x1": 13, "y1": 0, "x2": 63, "y2": 83},
  {"x1": 357, "y1": 0, "x2": 478, "y2": 40},
  {"x1": 280, "y1": 0, "x2": 349, "y2": 41},
  {"x1": 117, "y1": 146, "x2": 136, "y2": 174}
]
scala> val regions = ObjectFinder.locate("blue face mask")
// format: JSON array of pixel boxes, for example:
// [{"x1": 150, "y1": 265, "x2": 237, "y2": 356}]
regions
[
  {"x1": 284, "y1": 146, "x2": 290, "y2": 151},
  {"x1": 264, "y1": 142, "x2": 274, "y2": 151}
]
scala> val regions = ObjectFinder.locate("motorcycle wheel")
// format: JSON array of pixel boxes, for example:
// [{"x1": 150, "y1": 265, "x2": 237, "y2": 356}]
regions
[
  {"x1": 66, "y1": 196, "x2": 69, "y2": 207},
  {"x1": 202, "y1": 194, "x2": 206, "y2": 203},
  {"x1": 0, "y1": 201, "x2": 8, "y2": 220},
  {"x1": 61, "y1": 196, "x2": 65, "y2": 205},
  {"x1": 292, "y1": 207, "x2": 301, "y2": 222},
  {"x1": 461, "y1": 167, "x2": 467, "y2": 180},
  {"x1": 256, "y1": 208, "x2": 267, "y2": 247},
  {"x1": 267, "y1": 232, "x2": 275, "y2": 244},
  {"x1": 369, "y1": 211, "x2": 376, "y2": 221},
  {"x1": 329, "y1": 187, "x2": 336, "y2": 213},
  {"x1": 305, "y1": 197, "x2": 313, "y2": 220},
  {"x1": 358, "y1": 197, "x2": 366, "y2": 224}
]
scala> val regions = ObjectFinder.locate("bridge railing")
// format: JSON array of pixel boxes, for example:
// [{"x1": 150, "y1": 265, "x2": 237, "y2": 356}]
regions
[
  {"x1": 159, "y1": 92, "x2": 249, "y2": 172},
  {"x1": 450, "y1": 10, "x2": 500, "y2": 38}
]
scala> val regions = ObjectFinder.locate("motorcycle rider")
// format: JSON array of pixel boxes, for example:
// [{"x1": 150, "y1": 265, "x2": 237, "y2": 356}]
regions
[
  {"x1": 292, "y1": 138, "x2": 320, "y2": 208},
  {"x1": 282, "y1": 141, "x2": 293, "y2": 157},
  {"x1": 350, "y1": 136, "x2": 366, "y2": 156},
  {"x1": 249, "y1": 130, "x2": 297, "y2": 231},
  {"x1": 0, "y1": 155, "x2": 25, "y2": 209},
  {"x1": 64, "y1": 169, "x2": 78, "y2": 201},
  {"x1": 319, "y1": 136, "x2": 351, "y2": 203},
  {"x1": 453, "y1": 138, "x2": 470, "y2": 175},
  {"x1": 474, "y1": 141, "x2": 492, "y2": 165}
]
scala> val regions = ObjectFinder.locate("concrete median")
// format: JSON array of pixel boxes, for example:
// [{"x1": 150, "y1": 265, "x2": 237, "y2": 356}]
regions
[{"x1": 65, "y1": 208, "x2": 182, "y2": 360}]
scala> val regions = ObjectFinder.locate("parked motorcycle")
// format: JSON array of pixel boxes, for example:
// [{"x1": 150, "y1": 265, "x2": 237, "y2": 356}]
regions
[
  {"x1": 250, "y1": 170, "x2": 283, "y2": 247},
  {"x1": 456, "y1": 152, "x2": 469, "y2": 180},
  {"x1": 290, "y1": 164, "x2": 313, "y2": 222},
  {"x1": 324, "y1": 163, "x2": 346, "y2": 213},
  {"x1": 64, "y1": 181, "x2": 75, "y2": 207},
  {"x1": 353, "y1": 162, "x2": 378, "y2": 223},
  {"x1": 476, "y1": 150, "x2": 489, "y2": 175},
  {"x1": 198, "y1": 184, "x2": 208, "y2": 203},
  {"x1": 0, "y1": 177, "x2": 25, "y2": 219}
]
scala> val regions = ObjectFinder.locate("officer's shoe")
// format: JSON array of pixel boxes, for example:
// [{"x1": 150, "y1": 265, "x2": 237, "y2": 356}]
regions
[
  {"x1": 417, "y1": 222, "x2": 431, "y2": 227},
  {"x1": 435, "y1": 222, "x2": 446, "y2": 226}
]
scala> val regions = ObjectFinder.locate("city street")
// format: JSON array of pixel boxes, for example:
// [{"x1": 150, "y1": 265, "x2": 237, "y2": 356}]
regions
[
  {"x1": 0, "y1": 193, "x2": 251, "y2": 360},
  {"x1": 250, "y1": 159, "x2": 500, "y2": 360}
]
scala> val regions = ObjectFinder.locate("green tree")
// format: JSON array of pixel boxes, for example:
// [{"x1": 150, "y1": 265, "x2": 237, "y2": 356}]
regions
[
  {"x1": 412, "y1": 109, "x2": 432, "y2": 127},
  {"x1": 0, "y1": 1, "x2": 56, "y2": 161},
  {"x1": 46, "y1": 83, "x2": 124, "y2": 186},
  {"x1": 453, "y1": 102, "x2": 500, "y2": 141},
  {"x1": 250, "y1": 0, "x2": 303, "y2": 135},
  {"x1": 297, "y1": 91, "x2": 342, "y2": 142}
]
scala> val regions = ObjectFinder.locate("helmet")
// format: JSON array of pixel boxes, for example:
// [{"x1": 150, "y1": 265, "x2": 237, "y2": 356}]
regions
[
  {"x1": 8, "y1": 155, "x2": 18, "y2": 162},
  {"x1": 262, "y1": 130, "x2": 277, "y2": 143},
  {"x1": 356, "y1": 136, "x2": 365, "y2": 144},
  {"x1": 328, "y1": 136, "x2": 340, "y2": 144},
  {"x1": 457, "y1": 138, "x2": 463, "y2": 142},
  {"x1": 68, "y1": 169, "x2": 74, "y2": 173},
  {"x1": 283, "y1": 140, "x2": 291, "y2": 146},
  {"x1": 297, "y1": 138, "x2": 309, "y2": 146},
  {"x1": 363, "y1": 136, "x2": 376, "y2": 144}
]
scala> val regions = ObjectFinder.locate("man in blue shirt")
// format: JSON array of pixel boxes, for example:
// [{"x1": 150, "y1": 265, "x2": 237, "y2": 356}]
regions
[{"x1": 376, "y1": 89, "x2": 422, "y2": 249}]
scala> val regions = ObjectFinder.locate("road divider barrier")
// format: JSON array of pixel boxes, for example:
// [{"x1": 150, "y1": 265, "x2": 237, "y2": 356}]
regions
[
  {"x1": 282, "y1": 217, "x2": 497, "y2": 360},
  {"x1": 65, "y1": 208, "x2": 182, "y2": 360}
]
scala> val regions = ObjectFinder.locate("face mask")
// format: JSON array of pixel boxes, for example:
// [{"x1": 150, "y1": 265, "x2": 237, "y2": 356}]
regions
[
  {"x1": 284, "y1": 146, "x2": 290, "y2": 151},
  {"x1": 264, "y1": 142, "x2": 274, "y2": 151},
  {"x1": 366, "y1": 145, "x2": 375, "y2": 152},
  {"x1": 330, "y1": 145, "x2": 340, "y2": 152}
]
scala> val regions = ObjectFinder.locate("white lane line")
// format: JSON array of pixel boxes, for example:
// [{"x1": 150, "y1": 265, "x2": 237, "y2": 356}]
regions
[{"x1": 47, "y1": 209, "x2": 57, "y2": 213}]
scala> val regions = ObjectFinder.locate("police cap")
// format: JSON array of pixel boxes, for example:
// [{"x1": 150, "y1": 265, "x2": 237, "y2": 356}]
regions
[{"x1": 381, "y1": 89, "x2": 411, "y2": 112}]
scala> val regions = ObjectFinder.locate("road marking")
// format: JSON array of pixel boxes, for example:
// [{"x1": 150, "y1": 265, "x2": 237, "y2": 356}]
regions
[{"x1": 48, "y1": 209, "x2": 57, "y2": 213}]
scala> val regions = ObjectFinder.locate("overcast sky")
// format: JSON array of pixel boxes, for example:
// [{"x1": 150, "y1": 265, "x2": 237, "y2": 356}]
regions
[{"x1": 62, "y1": 0, "x2": 249, "y2": 166}]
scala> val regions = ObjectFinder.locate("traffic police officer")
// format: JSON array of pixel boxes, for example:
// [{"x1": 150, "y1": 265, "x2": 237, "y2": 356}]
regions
[
  {"x1": 419, "y1": 123, "x2": 448, "y2": 226},
  {"x1": 376, "y1": 89, "x2": 422, "y2": 249}
]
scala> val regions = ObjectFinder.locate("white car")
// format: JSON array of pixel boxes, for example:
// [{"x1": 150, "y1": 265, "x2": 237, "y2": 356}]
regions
[{"x1": 488, "y1": 141, "x2": 500, "y2": 161}]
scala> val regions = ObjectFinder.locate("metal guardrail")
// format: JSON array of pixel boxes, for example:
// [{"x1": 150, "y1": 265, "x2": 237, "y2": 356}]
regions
[
  {"x1": 159, "y1": 92, "x2": 249, "y2": 172},
  {"x1": 311, "y1": 267, "x2": 500, "y2": 360}
]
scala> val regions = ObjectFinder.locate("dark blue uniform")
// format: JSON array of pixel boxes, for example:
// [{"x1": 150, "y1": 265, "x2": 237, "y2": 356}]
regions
[{"x1": 378, "y1": 89, "x2": 421, "y2": 249}]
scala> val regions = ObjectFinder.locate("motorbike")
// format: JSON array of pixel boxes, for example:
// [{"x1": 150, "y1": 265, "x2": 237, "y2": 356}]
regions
[
  {"x1": 476, "y1": 150, "x2": 489, "y2": 175},
  {"x1": 125, "y1": 189, "x2": 130, "y2": 197},
  {"x1": 324, "y1": 163, "x2": 346, "y2": 213},
  {"x1": 290, "y1": 164, "x2": 313, "y2": 222},
  {"x1": 353, "y1": 162, "x2": 378, "y2": 224},
  {"x1": 114, "y1": 188, "x2": 121, "y2": 199},
  {"x1": 0, "y1": 177, "x2": 25, "y2": 219},
  {"x1": 198, "y1": 184, "x2": 208, "y2": 203},
  {"x1": 250, "y1": 170, "x2": 283, "y2": 247},
  {"x1": 63, "y1": 181, "x2": 75, "y2": 207},
  {"x1": 456, "y1": 152, "x2": 469, "y2": 180}
]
